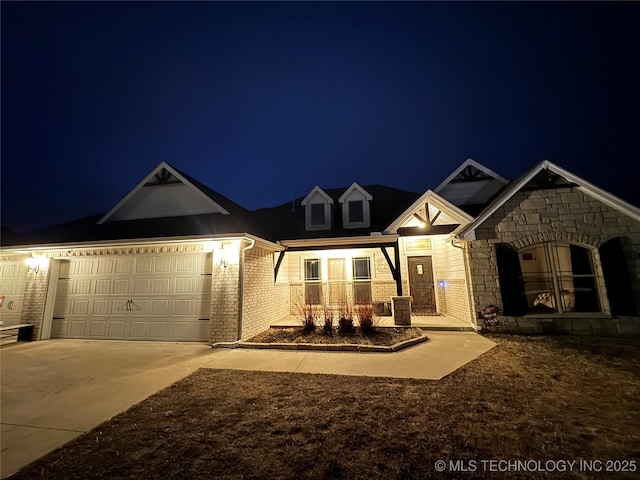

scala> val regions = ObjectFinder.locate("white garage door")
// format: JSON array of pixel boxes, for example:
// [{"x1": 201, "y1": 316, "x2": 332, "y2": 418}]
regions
[
  {"x1": 0, "y1": 260, "x2": 28, "y2": 327},
  {"x1": 51, "y1": 252, "x2": 212, "y2": 342}
]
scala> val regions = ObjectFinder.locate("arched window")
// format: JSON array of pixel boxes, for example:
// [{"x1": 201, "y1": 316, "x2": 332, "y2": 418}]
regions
[{"x1": 496, "y1": 242, "x2": 600, "y2": 314}]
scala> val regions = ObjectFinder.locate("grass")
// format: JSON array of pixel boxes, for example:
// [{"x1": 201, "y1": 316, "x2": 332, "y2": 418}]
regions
[{"x1": 13, "y1": 335, "x2": 640, "y2": 479}]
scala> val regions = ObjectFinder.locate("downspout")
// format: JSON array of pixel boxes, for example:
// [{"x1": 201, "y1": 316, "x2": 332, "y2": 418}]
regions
[{"x1": 211, "y1": 237, "x2": 256, "y2": 349}]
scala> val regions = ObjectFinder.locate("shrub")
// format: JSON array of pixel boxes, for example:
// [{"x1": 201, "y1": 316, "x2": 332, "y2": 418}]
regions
[
  {"x1": 323, "y1": 315, "x2": 334, "y2": 335},
  {"x1": 302, "y1": 304, "x2": 316, "y2": 333},
  {"x1": 337, "y1": 304, "x2": 355, "y2": 334},
  {"x1": 355, "y1": 303, "x2": 375, "y2": 334}
]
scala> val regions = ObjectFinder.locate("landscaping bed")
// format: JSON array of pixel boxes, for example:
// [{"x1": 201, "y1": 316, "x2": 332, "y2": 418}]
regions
[
  {"x1": 12, "y1": 334, "x2": 640, "y2": 479},
  {"x1": 245, "y1": 326, "x2": 426, "y2": 347}
]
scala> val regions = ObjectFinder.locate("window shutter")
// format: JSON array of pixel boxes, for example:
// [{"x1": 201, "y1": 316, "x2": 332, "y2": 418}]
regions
[
  {"x1": 495, "y1": 244, "x2": 527, "y2": 316},
  {"x1": 599, "y1": 238, "x2": 636, "y2": 316}
]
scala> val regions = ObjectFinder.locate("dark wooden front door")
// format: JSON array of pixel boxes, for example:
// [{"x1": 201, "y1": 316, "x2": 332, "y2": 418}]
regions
[{"x1": 408, "y1": 256, "x2": 435, "y2": 314}]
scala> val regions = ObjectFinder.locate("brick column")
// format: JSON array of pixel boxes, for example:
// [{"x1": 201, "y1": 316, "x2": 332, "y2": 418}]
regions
[
  {"x1": 209, "y1": 263, "x2": 241, "y2": 344},
  {"x1": 21, "y1": 259, "x2": 52, "y2": 341},
  {"x1": 392, "y1": 296, "x2": 412, "y2": 326}
]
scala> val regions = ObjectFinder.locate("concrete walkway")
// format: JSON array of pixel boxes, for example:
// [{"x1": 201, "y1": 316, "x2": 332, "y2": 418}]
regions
[
  {"x1": 202, "y1": 331, "x2": 495, "y2": 379},
  {"x1": 1, "y1": 332, "x2": 495, "y2": 478}
]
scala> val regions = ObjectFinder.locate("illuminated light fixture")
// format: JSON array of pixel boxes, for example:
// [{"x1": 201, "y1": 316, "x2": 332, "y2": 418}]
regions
[
  {"x1": 413, "y1": 213, "x2": 427, "y2": 228},
  {"x1": 218, "y1": 243, "x2": 229, "y2": 268},
  {"x1": 438, "y1": 280, "x2": 446, "y2": 288},
  {"x1": 25, "y1": 255, "x2": 48, "y2": 274}
]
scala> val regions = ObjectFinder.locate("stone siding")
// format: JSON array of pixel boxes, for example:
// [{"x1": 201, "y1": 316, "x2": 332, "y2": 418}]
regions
[
  {"x1": 466, "y1": 187, "x2": 640, "y2": 334},
  {"x1": 242, "y1": 247, "x2": 290, "y2": 340}
]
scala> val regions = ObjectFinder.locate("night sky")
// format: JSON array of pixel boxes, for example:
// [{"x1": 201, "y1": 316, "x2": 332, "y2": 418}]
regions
[{"x1": 2, "y1": 2, "x2": 638, "y2": 232}]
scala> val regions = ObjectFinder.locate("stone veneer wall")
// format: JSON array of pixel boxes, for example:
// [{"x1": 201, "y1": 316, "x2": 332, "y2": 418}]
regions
[
  {"x1": 21, "y1": 260, "x2": 52, "y2": 340},
  {"x1": 465, "y1": 187, "x2": 640, "y2": 334},
  {"x1": 242, "y1": 246, "x2": 290, "y2": 340}
]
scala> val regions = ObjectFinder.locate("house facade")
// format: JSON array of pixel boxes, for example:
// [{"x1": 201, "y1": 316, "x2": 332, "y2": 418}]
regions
[{"x1": 1, "y1": 159, "x2": 639, "y2": 343}]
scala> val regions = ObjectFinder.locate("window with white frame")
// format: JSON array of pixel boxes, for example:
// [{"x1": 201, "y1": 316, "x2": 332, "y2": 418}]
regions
[
  {"x1": 304, "y1": 258, "x2": 322, "y2": 305},
  {"x1": 352, "y1": 257, "x2": 372, "y2": 304},
  {"x1": 310, "y1": 204, "x2": 325, "y2": 226},
  {"x1": 348, "y1": 200, "x2": 364, "y2": 223},
  {"x1": 328, "y1": 258, "x2": 346, "y2": 305}
]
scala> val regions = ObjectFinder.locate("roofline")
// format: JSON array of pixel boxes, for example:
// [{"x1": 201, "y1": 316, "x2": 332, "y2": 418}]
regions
[
  {"x1": 434, "y1": 158, "x2": 509, "y2": 193},
  {"x1": 1, "y1": 232, "x2": 284, "y2": 254},
  {"x1": 97, "y1": 162, "x2": 230, "y2": 225},
  {"x1": 338, "y1": 182, "x2": 373, "y2": 203},
  {"x1": 457, "y1": 159, "x2": 640, "y2": 240},
  {"x1": 301, "y1": 185, "x2": 335, "y2": 206},
  {"x1": 279, "y1": 234, "x2": 399, "y2": 248},
  {"x1": 384, "y1": 189, "x2": 474, "y2": 233}
]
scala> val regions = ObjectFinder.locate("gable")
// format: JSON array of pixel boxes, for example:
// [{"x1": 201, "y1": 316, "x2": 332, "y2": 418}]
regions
[
  {"x1": 98, "y1": 163, "x2": 231, "y2": 224},
  {"x1": 435, "y1": 158, "x2": 509, "y2": 206},
  {"x1": 458, "y1": 160, "x2": 640, "y2": 240},
  {"x1": 385, "y1": 190, "x2": 474, "y2": 234}
]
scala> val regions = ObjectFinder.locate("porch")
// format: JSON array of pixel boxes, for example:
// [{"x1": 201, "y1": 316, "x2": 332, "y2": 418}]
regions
[{"x1": 269, "y1": 313, "x2": 476, "y2": 332}]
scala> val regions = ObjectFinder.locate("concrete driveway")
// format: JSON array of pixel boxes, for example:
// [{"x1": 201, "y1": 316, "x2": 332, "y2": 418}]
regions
[
  {"x1": 0, "y1": 332, "x2": 495, "y2": 478},
  {"x1": 0, "y1": 340, "x2": 213, "y2": 478}
]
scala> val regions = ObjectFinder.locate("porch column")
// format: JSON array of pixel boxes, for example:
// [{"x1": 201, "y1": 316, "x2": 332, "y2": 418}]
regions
[{"x1": 392, "y1": 296, "x2": 412, "y2": 326}]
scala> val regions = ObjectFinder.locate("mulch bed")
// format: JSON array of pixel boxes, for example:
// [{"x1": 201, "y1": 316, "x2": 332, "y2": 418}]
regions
[
  {"x1": 12, "y1": 334, "x2": 640, "y2": 480},
  {"x1": 246, "y1": 326, "x2": 425, "y2": 346}
]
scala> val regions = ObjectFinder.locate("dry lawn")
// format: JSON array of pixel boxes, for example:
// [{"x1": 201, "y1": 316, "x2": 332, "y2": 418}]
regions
[{"x1": 14, "y1": 335, "x2": 640, "y2": 479}]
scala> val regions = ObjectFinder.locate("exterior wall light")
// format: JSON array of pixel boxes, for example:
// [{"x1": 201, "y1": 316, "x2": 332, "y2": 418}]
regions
[
  {"x1": 25, "y1": 255, "x2": 48, "y2": 274},
  {"x1": 218, "y1": 244, "x2": 229, "y2": 268}
]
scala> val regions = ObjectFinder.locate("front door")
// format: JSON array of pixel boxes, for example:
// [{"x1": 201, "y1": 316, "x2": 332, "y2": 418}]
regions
[{"x1": 408, "y1": 256, "x2": 435, "y2": 314}]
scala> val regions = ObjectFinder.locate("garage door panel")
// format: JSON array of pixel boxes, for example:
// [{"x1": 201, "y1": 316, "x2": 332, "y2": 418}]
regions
[
  {"x1": 97, "y1": 259, "x2": 115, "y2": 275},
  {"x1": 51, "y1": 319, "x2": 68, "y2": 337},
  {"x1": 133, "y1": 278, "x2": 151, "y2": 294},
  {"x1": 193, "y1": 320, "x2": 209, "y2": 339},
  {"x1": 171, "y1": 321, "x2": 191, "y2": 339},
  {"x1": 74, "y1": 280, "x2": 92, "y2": 295},
  {"x1": 174, "y1": 277, "x2": 193, "y2": 294},
  {"x1": 136, "y1": 257, "x2": 153, "y2": 273},
  {"x1": 54, "y1": 299, "x2": 71, "y2": 317},
  {"x1": 74, "y1": 260, "x2": 95, "y2": 275},
  {"x1": 111, "y1": 299, "x2": 130, "y2": 316},
  {"x1": 70, "y1": 320, "x2": 88, "y2": 336},
  {"x1": 72, "y1": 300, "x2": 89, "y2": 315},
  {"x1": 95, "y1": 279, "x2": 111, "y2": 295},
  {"x1": 108, "y1": 320, "x2": 126, "y2": 337},
  {"x1": 154, "y1": 257, "x2": 173, "y2": 273},
  {"x1": 90, "y1": 321, "x2": 107, "y2": 337},
  {"x1": 148, "y1": 322, "x2": 166, "y2": 338},
  {"x1": 93, "y1": 299, "x2": 110, "y2": 315},
  {"x1": 150, "y1": 299, "x2": 169, "y2": 316},
  {"x1": 174, "y1": 299, "x2": 192, "y2": 315},
  {"x1": 131, "y1": 300, "x2": 149, "y2": 315},
  {"x1": 115, "y1": 258, "x2": 134, "y2": 274},
  {"x1": 112, "y1": 278, "x2": 130, "y2": 294},
  {"x1": 196, "y1": 277, "x2": 210, "y2": 293},
  {"x1": 195, "y1": 299, "x2": 210, "y2": 316},
  {"x1": 129, "y1": 321, "x2": 148, "y2": 338},
  {"x1": 152, "y1": 278, "x2": 170, "y2": 294},
  {"x1": 176, "y1": 256, "x2": 196, "y2": 272}
]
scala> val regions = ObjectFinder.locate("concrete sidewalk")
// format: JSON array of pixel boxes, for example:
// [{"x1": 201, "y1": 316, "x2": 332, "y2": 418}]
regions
[
  {"x1": 203, "y1": 331, "x2": 496, "y2": 379},
  {"x1": 1, "y1": 332, "x2": 495, "y2": 478}
]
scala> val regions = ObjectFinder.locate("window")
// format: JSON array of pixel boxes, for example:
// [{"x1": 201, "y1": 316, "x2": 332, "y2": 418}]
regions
[
  {"x1": 497, "y1": 242, "x2": 600, "y2": 314},
  {"x1": 352, "y1": 257, "x2": 372, "y2": 304},
  {"x1": 304, "y1": 259, "x2": 321, "y2": 304},
  {"x1": 348, "y1": 201, "x2": 364, "y2": 223},
  {"x1": 328, "y1": 258, "x2": 346, "y2": 305},
  {"x1": 310, "y1": 204, "x2": 325, "y2": 226}
]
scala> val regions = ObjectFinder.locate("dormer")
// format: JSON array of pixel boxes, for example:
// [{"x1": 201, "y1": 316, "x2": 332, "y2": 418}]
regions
[
  {"x1": 301, "y1": 186, "x2": 334, "y2": 231},
  {"x1": 338, "y1": 182, "x2": 372, "y2": 229}
]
